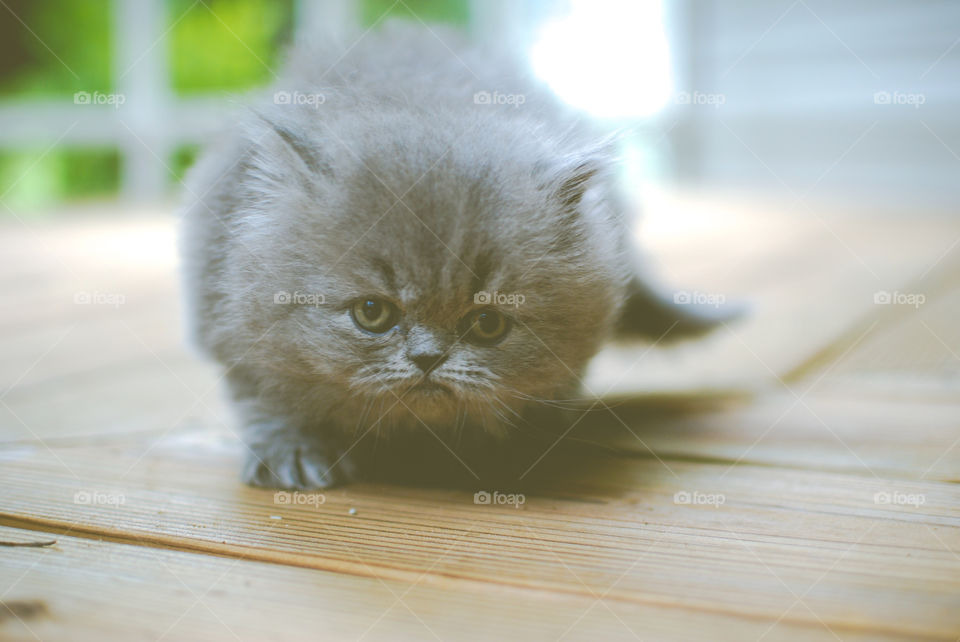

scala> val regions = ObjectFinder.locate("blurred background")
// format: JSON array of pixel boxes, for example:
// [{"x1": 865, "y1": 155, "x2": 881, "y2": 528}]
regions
[{"x1": 1, "y1": 0, "x2": 957, "y2": 216}]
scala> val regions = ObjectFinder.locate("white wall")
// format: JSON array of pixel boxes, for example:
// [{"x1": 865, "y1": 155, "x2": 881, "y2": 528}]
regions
[{"x1": 665, "y1": 0, "x2": 960, "y2": 211}]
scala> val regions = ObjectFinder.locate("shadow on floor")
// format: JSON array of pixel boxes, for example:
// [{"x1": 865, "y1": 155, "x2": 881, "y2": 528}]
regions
[{"x1": 353, "y1": 393, "x2": 751, "y2": 496}]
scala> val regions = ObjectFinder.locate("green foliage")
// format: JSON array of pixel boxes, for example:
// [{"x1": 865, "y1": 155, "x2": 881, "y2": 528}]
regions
[
  {"x1": 170, "y1": 144, "x2": 200, "y2": 184},
  {"x1": 0, "y1": 0, "x2": 112, "y2": 97},
  {"x1": 0, "y1": 148, "x2": 119, "y2": 211},
  {"x1": 169, "y1": 0, "x2": 294, "y2": 94},
  {"x1": 361, "y1": 0, "x2": 469, "y2": 26}
]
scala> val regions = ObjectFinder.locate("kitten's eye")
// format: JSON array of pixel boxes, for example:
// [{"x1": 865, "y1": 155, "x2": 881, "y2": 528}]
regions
[
  {"x1": 464, "y1": 308, "x2": 510, "y2": 345},
  {"x1": 351, "y1": 298, "x2": 398, "y2": 334}
]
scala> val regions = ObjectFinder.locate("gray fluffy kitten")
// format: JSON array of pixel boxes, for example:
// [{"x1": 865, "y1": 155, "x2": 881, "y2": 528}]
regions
[{"x1": 180, "y1": 24, "x2": 726, "y2": 489}]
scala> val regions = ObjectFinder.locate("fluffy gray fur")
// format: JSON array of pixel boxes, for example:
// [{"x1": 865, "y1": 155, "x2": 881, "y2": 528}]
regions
[{"x1": 180, "y1": 24, "x2": 725, "y2": 489}]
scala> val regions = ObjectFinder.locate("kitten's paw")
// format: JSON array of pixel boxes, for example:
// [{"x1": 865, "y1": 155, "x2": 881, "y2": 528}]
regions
[{"x1": 242, "y1": 436, "x2": 356, "y2": 490}]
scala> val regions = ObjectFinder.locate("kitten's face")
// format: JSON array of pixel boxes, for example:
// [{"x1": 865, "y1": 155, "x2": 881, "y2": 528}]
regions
[{"x1": 237, "y1": 117, "x2": 625, "y2": 433}]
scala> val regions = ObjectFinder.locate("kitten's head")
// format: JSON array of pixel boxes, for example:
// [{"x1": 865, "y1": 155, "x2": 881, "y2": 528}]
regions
[{"x1": 222, "y1": 107, "x2": 628, "y2": 435}]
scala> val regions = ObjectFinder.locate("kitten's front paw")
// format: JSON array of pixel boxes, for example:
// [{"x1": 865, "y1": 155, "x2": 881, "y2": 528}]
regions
[{"x1": 242, "y1": 436, "x2": 356, "y2": 490}]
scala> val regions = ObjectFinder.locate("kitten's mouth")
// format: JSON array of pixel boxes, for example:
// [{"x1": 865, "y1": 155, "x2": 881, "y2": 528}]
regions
[{"x1": 407, "y1": 380, "x2": 451, "y2": 395}]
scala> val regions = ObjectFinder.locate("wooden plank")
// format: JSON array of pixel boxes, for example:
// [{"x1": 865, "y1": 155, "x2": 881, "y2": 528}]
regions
[
  {"x1": 577, "y1": 392, "x2": 960, "y2": 481},
  {"x1": 1, "y1": 435, "x2": 957, "y2": 639},
  {"x1": 792, "y1": 255, "x2": 960, "y2": 398},
  {"x1": 0, "y1": 349, "x2": 226, "y2": 443},
  {"x1": 0, "y1": 212, "x2": 177, "y2": 336},
  {"x1": 0, "y1": 315, "x2": 179, "y2": 390},
  {"x1": 0, "y1": 526, "x2": 908, "y2": 642}
]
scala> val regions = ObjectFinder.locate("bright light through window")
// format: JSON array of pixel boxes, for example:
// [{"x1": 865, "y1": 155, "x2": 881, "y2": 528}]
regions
[{"x1": 530, "y1": 0, "x2": 672, "y2": 119}]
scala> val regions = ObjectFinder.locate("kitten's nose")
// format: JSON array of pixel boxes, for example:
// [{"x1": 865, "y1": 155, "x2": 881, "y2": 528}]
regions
[
  {"x1": 407, "y1": 325, "x2": 450, "y2": 375},
  {"x1": 411, "y1": 352, "x2": 448, "y2": 374}
]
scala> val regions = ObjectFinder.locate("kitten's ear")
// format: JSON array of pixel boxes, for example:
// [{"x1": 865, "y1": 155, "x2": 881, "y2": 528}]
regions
[
  {"x1": 537, "y1": 140, "x2": 617, "y2": 211},
  {"x1": 252, "y1": 112, "x2": 332, "y2": 178},
  {"x1": 555, "y1": 160, "x2": 602, "y2": 210}
]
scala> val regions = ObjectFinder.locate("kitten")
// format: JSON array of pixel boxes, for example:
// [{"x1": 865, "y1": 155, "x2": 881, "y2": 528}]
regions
[{"x1": 180, "y1": 24, "x2": 729, "y2": 489}]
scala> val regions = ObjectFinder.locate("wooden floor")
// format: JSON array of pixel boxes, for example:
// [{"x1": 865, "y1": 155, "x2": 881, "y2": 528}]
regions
[{"x1": 1, "y1": 192, "x2": 958, "y2": 641}]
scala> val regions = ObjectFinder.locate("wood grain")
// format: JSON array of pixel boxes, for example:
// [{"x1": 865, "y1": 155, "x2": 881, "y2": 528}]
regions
[
  {"x1": 0, "y1": 432, "x2": 957, "y2": 639},
  {"x1": 3, "y1": 525, "x2": 918, "y2": 642}
]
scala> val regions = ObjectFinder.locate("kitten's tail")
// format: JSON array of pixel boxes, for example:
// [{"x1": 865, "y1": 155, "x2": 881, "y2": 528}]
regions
[{"x1": 614, "y1": 276, "x2": 748, "y2": 341}]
